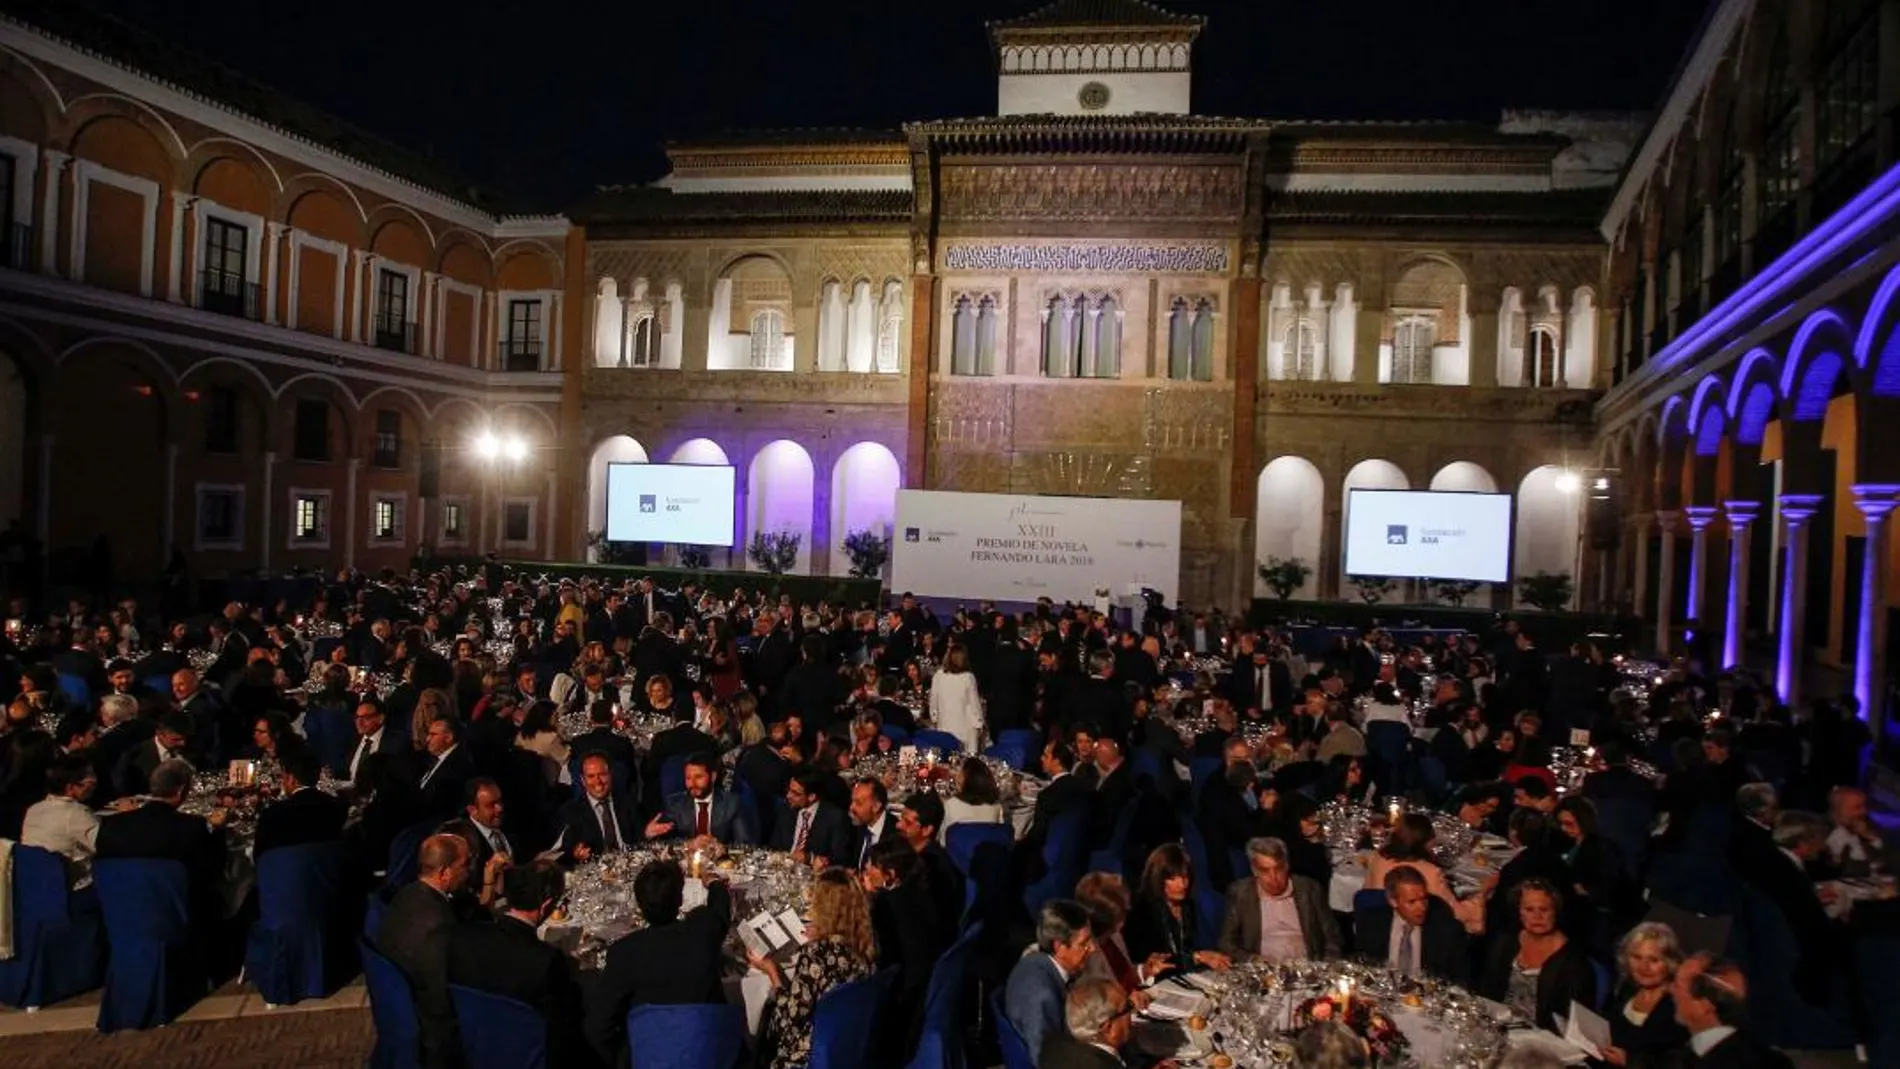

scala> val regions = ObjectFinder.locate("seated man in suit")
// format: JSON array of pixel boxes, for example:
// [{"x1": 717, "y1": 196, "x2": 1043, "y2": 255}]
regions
[
  {"x1": 376, "y1": 834, "x2": 472, "y2": 1069},
  {"x1": 254, "y1": 744, "x2": 349, "y2": 856},
  {"x1": 569, "y1": 699, "x2": 638, "y2": 775},
  {"x1": 897, "y1": 790, "x2": 966, "y2": 925},
  {"x1": 1215, "y1": 836, "x2": 1340, "y2": 964},
  {"x1": 1004, "y1": 898, "x2": 1096, "y2": 1061},
  {"x1": 1040, "y1": 979, "x2": 1134, "y2": 1069},
  {"x1": 439, "y1": 777, "x2": 513, "y2": 905},
  {"x1": 343, "y1": 697, "x2": 401, "y2": 786},
  {"x1": 22, "y1": 752, "x2": 107, "y2": 887},
  {"x1": 657, "y1": 752, "x2": 755, "y2": 846},
  {"x1": 1739, "y1": 810, "x2": 1839, "y2": 1005},
  {"x1": 111, "y1": 711, "x2": 193, "y2": 800},
  {"x1": 417, "y1": 714, "x2": 476, "y2": 819},
  {"x1": 559, "y1": 754, "x2": 644, "y2": 862},
  {"x1": 846, "y1": 776, "x2": 903, "y2": 870},
  {"x1": 445, "y1": 861, "x2": 587, "y2": 1068},
  {"x1": 1355, "y1": 865, "x2": 1468, "y2": 983},
  {"x1": 586, "y1": 859, "x2": 732, "y2": 1067},
  {"x1": 769, "y1": 770, "x2": 853, "y2": 865},
  {"x1": 1025, "y1": 740, "x2": 1094, "y2": 850},
  {"x1": 1672, "y1": 953, "x2": 1794, "y2": 1069}
]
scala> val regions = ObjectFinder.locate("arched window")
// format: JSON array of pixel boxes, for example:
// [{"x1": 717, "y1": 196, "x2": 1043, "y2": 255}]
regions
[
  {"x1": 1284, "y1": 319, "x2": 1318, "y2": 380},
  {"x1": 1093, "y1": 296, "x2": 1122, "y2": 378},
  {"x1": 975, "y1": 296, "x2": 998, "y2": 375},
  {"x1": 951, "y1": 296, "x2": 977, "y2": 376},
  {"x1": 749, "y1": 309, "x2": 786, "y2": 370},
  {"x1": 1712, "y1": 94, "x2": 1746, "y2": 298},
  {"x1": 1067, "y1": 295, "x2": 1088, "y2": 377},
  {"x1": 875, "y1": 284, "x2": 903, "y2": 374},
  {"x1": 1816, "y1": 0, "x2": 1880, "y2": 199},
  {"x1": 1042, "y1": 296, "x2": 1072, "y2": 377},
  {"x1": 1525, "y1": 326, "x2": 1560, "y2": 387},
  {"x1": 1189, "y1": 300, "x2": 1215, "y2": 381},
  {"x1": 1167, "y1": 298, "x2": 1193, "y2": 379},
  {"x1": 1757, "y1": 27, "x2": 1800, "y2": 259},
  {"x1": 1391, "y1": 316, "x2": 1435, "y2": 384},
  {"x1": 629, "y1": 313, "x2": 657, "y2": 367},
  {"x1": 1676, "y1": 145, "x2": 1706, "y2": 323}
]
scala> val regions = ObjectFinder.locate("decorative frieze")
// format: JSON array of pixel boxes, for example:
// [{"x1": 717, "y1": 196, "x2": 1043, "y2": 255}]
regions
[
  {"x1": 939, "y1": 164, "x2": 1242, "y2": 222},
  {"x1": 943, "y1": 242, "x2": 1229, "y2": 274}
]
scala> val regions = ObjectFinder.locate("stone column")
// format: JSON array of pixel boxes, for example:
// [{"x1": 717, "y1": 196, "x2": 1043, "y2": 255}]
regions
[
  {"x1": 1353, "y1": 309, "x2": 1383, "y2": 384},
  {"x1": 162, "y1": 441, "x2": 179, "y2": 562},
  {"x1": 1629, "y1": 514, "x2": 1652, "y2": 621},
  {"x1": 343, "y1": 458, "x2": 360, "y2": 570},
  {"x1": 793, "y1": 303, "x2": 820, "y2": 374},
  {"x1": 420, "y1": 271, "x2": 439, "y2": 358},
  {"x1": 1852, "y1": 485, "x2": 1900, "y2": 726},
  {"x1": 682, "y1": 303, "x2": 712, "y2": 372},
  {"x1": 1467, "y1": 308, "x2": 1501, "y2": 389},
  {"x1": 545, "y1": 471, "x2": 560, "y2": 562},
  {"x1": 259, "y1": 451, "x2": 276, "y2": 573},
  {"x1": 1776, "y1": 494, "x2": 1825, "y2": 706},
  {"x1": 1655, "y1": 511, "x2": 1679, "y2": 656},
  {"x1": 1722, "y1": 501, "x2": 1760, "y2": 670},
  {"x1": 40, "y1": 150, "x2": 69, "y2": 278},
  {"x1": 348, "y1": 251, "x2": 370, "y2": 342},
  {"x1": 1682, "y1": 505, "x2": 1719, "y2": 624},
  {"x1": 263, "y1": 222, "x2": 286, "y2": 325},
  {"x1": 167, "y1": 191, "x2": 195, "y2": 303}
]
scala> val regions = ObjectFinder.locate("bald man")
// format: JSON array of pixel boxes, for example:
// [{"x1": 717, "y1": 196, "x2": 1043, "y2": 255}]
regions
[{"x1": 375, "y1": 834, "x2": 473, "y2": 1069}]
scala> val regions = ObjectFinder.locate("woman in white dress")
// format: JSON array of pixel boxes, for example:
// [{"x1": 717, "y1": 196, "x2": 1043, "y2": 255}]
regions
[{"x1": 927, "y1": 644, "x2": 985, "y2": 754}]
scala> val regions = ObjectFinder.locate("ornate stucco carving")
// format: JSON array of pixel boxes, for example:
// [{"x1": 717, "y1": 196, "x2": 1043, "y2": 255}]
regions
[
  {"x1": 939, "y1": 163, "x2": 1244, "y2": 222},
  {"x1": 581, "y1": 369, "x2": 909, "y2": 405},
  {"x1": 941, "y1": 242, "x2": 1230, "y2": 274}
]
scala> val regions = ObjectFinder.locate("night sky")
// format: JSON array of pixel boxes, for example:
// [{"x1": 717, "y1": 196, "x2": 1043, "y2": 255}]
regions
[{"x1": 85, "y1": 0, "x2": 1711, "y2": 209}]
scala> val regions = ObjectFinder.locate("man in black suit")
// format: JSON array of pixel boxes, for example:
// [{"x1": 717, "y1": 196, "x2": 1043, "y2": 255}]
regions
[
  {"x1": 1086, "y1": 736, "x2": 1137, "y2": 852},
  {"x1": 1347, "y1": 626, "x2": 1383, "y2": 695},
  {"x1": 864, "y1": 838, "x2": 951, "y2": 1062},
  {"x1": 1356, "y1": 865, "x2": 1467, "y2": 983},
  {"x1": 778, "y1": 634, "x2": 841, "y2": 732},
  {"x1": 980, "y1": 616, "x2": 1036, "y2": 733},
  {"x1": 1672, "y1": 953, "x2": 1794, "y2": 1069},
  {"x1": 1025, "y1": 740, "x2": 1093, "y2": 848},
  {"x1": 254, "y1": 745, "x2": 348, "y2": 857},
  {"x1": 559, "y1": 754, "x2": 644, "y2": 862},
  {"x1": 51, "y1": 631, "x2": 107, "y2": 697},
  {"x1": 586, "y1": 860, "x2": 732, "y2": 1067},
  {"x1": 111, "y1": 712, "x2": 193, "y2": 800},
  {"x1": 168, "y1": 668, "x2": 223, "y2": 763},
  {"x1": 846, "y1": 776, "x2": 903, "y2": 869},
  {"x1": 445, "y1": 862, "x2": 588, "y2": 1068},
  {"x1": 1739, "y1": 811, "x2": 1838, "y2": 1005},
  {"x1": 569, "y1": 699, "x2": 638, "y2": 775},
  {"x1": 417, "y1": 713, "x2": 476, "y2": 819},
  {"x1": 1057, "y1": 650, "x2": 1130, "y2": 742},
  {"x1": 344, "y1": 697, "x2": 402, "y2": 786},
  {"x1": 1038, "y1": 979, "x2": 1131, "y2": 1069},
  {"x1": 440, "y1": 777, "x2": 515, "y2": 878},
  {"x1": 897, "y1": 790, "x2": 966, "y2": 925},
  {"x1": 376, "y1": 834, "x2": 471, "y2": 1069},
  {"x1": 771, "y1": 770, "x2": 854, "y2": 865}
]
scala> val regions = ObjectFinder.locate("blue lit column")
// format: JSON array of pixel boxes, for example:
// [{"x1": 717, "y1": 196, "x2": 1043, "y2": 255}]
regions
[
  {"x1": 1852, "y1": 485, "x2": 1900, "y2": 723},
  {"x1": 1682, "y1": 506, "x2": 1719, "y2": 624},
  {"x1": 1654, "y1": 511, "x2": 1679, "y2": 656},
  {"x1": 1721, "y1": 501, "x2": 1759, "y2": 670},
  {"x1": 1776, "y1": 495, "x2": 1825, "y2": 706}
]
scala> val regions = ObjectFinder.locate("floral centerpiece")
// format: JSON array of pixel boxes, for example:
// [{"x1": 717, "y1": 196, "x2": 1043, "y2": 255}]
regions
[{"x1": 1291, "y1": 981, "x2": 1409, "y2": 1064}]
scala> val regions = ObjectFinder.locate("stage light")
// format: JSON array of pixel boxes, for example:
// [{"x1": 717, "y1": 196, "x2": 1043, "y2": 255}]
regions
[
  {"x1": 1592, "y1": 477, "x2": 1610, "y2": 492},
  {"x1": 1554, "y1": 471, "x2": 1581, "y2": 495},
  {"x1": 505, "y1": 434, "x2": 530, "y2": 462},
  {"x1": 473, "y1": 431, "x2": 501, "y2": 460}
]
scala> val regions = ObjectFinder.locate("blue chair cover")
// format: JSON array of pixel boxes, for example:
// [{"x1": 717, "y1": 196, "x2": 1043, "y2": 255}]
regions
[
  {"x1": 1022, "y1": 809, "x2": 1088, "y2": 917},
  {"x1": 244, "y1": 843, "x2": 348, "y2": 1005},
  {"x1": 1414, "y1": 754, "x2": 1449, "y2": 801},
  {"x1": 982, "y1": 744, "x2": 1026, "y2": 772},
  {"x1": 907, "y1": 923, "x2": 984, "y2": 1069},
  {"x1": 661, "y1": 756, "x2": 689, "y2": 799},
  {"x1": 1365, "y1": 722, "x2": 1411, "y2": 794},
  {"x1": 945, "y1": 822, "x2": 1013, "y2": 876},
  {"x1": 55, "y1": 672, "x2": 90, "y2": 708},
  {"x1": 1730, "y1": 885, "x2": 1854, "y2": 1049},
  {"x1": 1352, "y1": 888, "x2": 1386, "y2": 914},
  {"x1": 1856, "y1": 935, "x2": 1900, "y2": 1068},
  {"x1": 990, "y1": 988, "x2": 1036, "y2": 1069},
  {"x1": 361, "y1": 937, "x2": 423, "y2": 1069},
  {"x1": 0, "y1": 844, "x2": 103, "y2": 1008},
  {"x1": 879, "y1": 724, "x2": 912, "y2": 746},
  {"x1": 626, "y1": 1002, "x2": 747, "y2": 1069},
  {"x1": 810, "y1": 966, "x2": 900, "y2": 1069},
  {"x1": 450, "y1": 983, "x2": 549, "y2": 1069},
  {"x1": 302, "y1": 700, "x2": 356, "y2": 773},
  {"x1": 996, "y1": 728, "x2": 1041, "y2": 755},
  {"x1": 365, "y1": 887, "x2": 395, "y2": 939},
  {"x1": 1188, "y1": 756, "x2": 1224, "y2": 808},
  {"x1": 1591, "y1": 795, "x2": 1655, "y2": 883},
  {"x1": 142, "y1": 674, "x2": 172, "y2": 697},
  {"x1": 93, "y1": 858, "x2": 206, "y2": 1031},
  {"x1": 385, "y1": 819, "x2": 436, "y2": 885},
  {"x1": 1087, "y1": 788, "x2": 1145, "y2": 876},
  {"x1": 912, "y1": 729, "x2": 963, "y2": 754},
  {"x1": 735, "y1": 777, "x2": 763, "y2": 844},
  {"x1": 1589, "y1": 959, "x2": 1612, "y2": 1011},
  {"x1": 1128, "y1": 747, "x2": 1167, "y2": 787},
  {"x1": 1177, "y1": 821, "x2": 1225, "y2": 948}
]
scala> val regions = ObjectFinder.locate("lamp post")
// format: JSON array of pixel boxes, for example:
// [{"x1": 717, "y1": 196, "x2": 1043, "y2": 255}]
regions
[{"x1": 472, "y1": 427, "x2": 532, "y2": 556}]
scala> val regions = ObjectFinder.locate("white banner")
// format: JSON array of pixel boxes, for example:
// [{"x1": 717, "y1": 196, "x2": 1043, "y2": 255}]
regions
[{"x1": 892, "y1": 490, "x2": 1182, "y2": 604}]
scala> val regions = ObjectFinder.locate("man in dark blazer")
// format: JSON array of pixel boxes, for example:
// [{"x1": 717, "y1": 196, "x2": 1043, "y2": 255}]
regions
[
  {"x1": 1215, "y1": 837, "x2": 1341, "y2": 963},
  {"x1": 375, "y1": 834, "x2": 471, "y2": 1069},
  {"x1": 585, "y1": 861, "x2": 732, "y2": 1067},
  {"x1": 439, "y1": 777, "x2": 515, "y2": 875},
  {"x1": 897, "y1": 790, "x2": 966, "y2": 925},
  {"x1": 770, "y1": 771, "x2": 854, "y2": 864},
  {"x1": 1672, "y1": 953, "x2": 1795, "y2": 1069},
  {"x1": 1003, "y1": 899, "x2": 1095, "y2": 1061},
  {"x1": 1355, "y1": 865, "x2": 1468, "y2": 983},
  {"x1": 344, "y1": 697, "x2": 404, "y2": 786},
  {"x1": 253, "y1": 746, "x2": 348, "y2": 857},
  {"x1": 416, "y1": 714, "x2": 476, "y2": 819},
  {"x1": 1056, "y1": 651, "x2": 1130, "y2": 742},
  {"x1": 445, "y1": 862, "x2": 586, "y2": 1068},
  {"x1": 568, "y1": 699, "x2": 638, "y2": 774},
  {"x1": 844, "y1": 776, "x2": 903, "y2": 869},
  {"x1": 1086, "y1": 737, "x2": 1137, "y2": 852},
  {"x1": 778, "y1": 634, "x2": 841, "y2": 731},
  {"x1": 111, "y1": 712, "x2": 193, "y2": 801},
  {"x1": 559, "y1": 754, "x2": 644, "y2": 862},
  {"x1": 1039, "y1": 979, "x2": 1133, "y2": 1069},
  {"x1": 980, "y1": 617, "x2": 1037, "y2": 733},
  {"x1": 95, "y1": 757, "x2": 228, "y2": 894},
  {"x1": 1024, "y1": 741, "x2": 1094, "y2": 849},
  {"x1": 1738, "y1": 811, "x2": 1837, "y2": 1005},
  {"x1": 659, "y1": 753, "x2": 755, "y2": 845}
]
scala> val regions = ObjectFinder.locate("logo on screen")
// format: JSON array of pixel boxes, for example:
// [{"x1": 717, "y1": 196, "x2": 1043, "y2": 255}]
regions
[
  {"x1": 1386, "y1": 525, "x2": 1408, "y2": 545},
  {"x1": 639, "y1": 495, "x2": 657, "y2": 513},
  {"x1": 904, "y1": 527, "x2": 920, "y2": 543}
]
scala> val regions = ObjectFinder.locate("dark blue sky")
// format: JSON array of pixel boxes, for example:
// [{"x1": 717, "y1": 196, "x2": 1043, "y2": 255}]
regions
[{"x1": 86, "y1": 0, "x2": 1711, "y2": 208}]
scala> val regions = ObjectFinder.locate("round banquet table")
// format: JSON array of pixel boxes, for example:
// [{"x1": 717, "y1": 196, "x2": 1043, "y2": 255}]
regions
[{"x1": 1314, "y1": 803, "x2": 1514, "y2": 913}]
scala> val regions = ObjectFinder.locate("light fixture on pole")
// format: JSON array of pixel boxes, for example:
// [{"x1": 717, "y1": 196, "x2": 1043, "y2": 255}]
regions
[{"x1": 1554, "y1": 470, "x2": 1582, "y2": 495}]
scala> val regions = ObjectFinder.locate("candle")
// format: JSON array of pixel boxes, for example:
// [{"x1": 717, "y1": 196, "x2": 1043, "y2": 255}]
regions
[
  {"x1": 1387, "y1": 800, "x2": 1402, "y2": 824},
  {"x1": 689, "y1": 849, "x2": 705, "y2": 879},
  {"x1": 1335, "y1": 977, "x2": 1353, "y2": 1013}
]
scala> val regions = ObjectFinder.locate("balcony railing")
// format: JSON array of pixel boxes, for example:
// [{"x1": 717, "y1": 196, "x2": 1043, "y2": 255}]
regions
[
  {"x1": 197, "y1": 267, "x2": 263, "y2": 321},
  {"x1": 373, "y1": 312, "x2": 418, "y2": 355},
  {"x1": 500, "y1": 338, "x2": 543, "y2": 372},
  {"x1": 0, "y1": 222, "x2": 30, "y2": 270}
]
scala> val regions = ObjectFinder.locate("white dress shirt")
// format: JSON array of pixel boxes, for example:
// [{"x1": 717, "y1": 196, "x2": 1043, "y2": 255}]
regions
[
  {"x1": 1387, "y1": 915, "x2": 1422, "y2": 975},
  {"x1": 21, "y1": 794, "x2": 101, "y2": 887},
  {"x1": 348, "y1": 728, "x2": 384, "y2": 781},
  {"x1": 1688, "y1": 1026, "x2": 1737, "y2": 1056}
]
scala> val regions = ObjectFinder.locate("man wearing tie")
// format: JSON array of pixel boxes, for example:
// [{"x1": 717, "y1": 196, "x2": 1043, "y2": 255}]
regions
[
  {"x1": 659, "y1": 752, "x2": 755, "y2": 845},
  {"x1": 770, "y1": 771, "x2": 852, "y2": 865},
  {"x1": 559, "y1": 754, "x2": 645, "y2": 862},
  {"x1": 346, "y1": 698, "x2": 398, "y2": 785},
  {"x1": 847, "y1": 777, "x2": 902, "y2": 869},
  {"x1": 1354, "y1": 866, "x2": 1467, "y2": 983},
  {"x1": 442, "y1": 777, "x2": 514, "y2": 878}
]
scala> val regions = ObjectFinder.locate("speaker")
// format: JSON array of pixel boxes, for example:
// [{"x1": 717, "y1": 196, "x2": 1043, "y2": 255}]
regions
[
  {"x1": 419, "y1": 441, "x2": 441, "y2": 500},
  {"x1": 1587, "y1": 474, "x2": 1619, "y2": 551}
]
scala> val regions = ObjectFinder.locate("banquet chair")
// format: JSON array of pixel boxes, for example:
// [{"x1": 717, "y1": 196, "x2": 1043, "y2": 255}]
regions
[
  {"x1": 809, "y1": 966, "x2": 900, "y2": 1069},
  {"x1": 55, "y1": 671, "x2": 90, "y2": 709},
  {"x1": 1365, "y1": 722, "x2": 1412, "y2": 794},
  {"x1": 1177, "y1": 820, "x2": 1226, "y2": 949},
  {"x1": 1729, "y1": 884, "x2": 1855, "y2": 1050},
  {"x1": 982, "y1": 744, "x2": 1026, "y2": 773},
  {"x1": 1087, "y1": 787, "x2": 1145, "y2": 878},
  {"x1": 989, "y1": 989, "x2": 1036, "y2": 1069},
  {"x1": 301, "y1": 701, "x2": 356, "y2": 773},
  {"x1": 245, "y1": 842, "x2": 350, "y2": 1006},
  {"x1": 93, "y1": 857, "x2": 208, "y2": 1031},
  {"x1": 946, "y1": 822, "x2": 1014, "y2": 876},
  {"x1": 384, "y1": 818, "x2": 437, "y2": 886},
  {"x1": 906, "y1": 922, "x2": 984, "y2": 1069},
  {"x1": 996, "y1": 728, "x2": 1041, "y2": 759},
  {"x1": 1187, "y1": 756, "x2": 1224, "y2": 809},
  {"x1": 450, "y1": 983, "x2": 549, "y2": 1069},
  {"x1": 141, "y1": 674, "x2": 172, "y2": 698},
  {"x1": 1855, "y1": 935, "x2": 1900, "y2": 1069},
  {"x1": 625, "y1": 1002, "x2": 747, "y2": 1069},
  {"x1": 880, "y1": 723, "x2": 912, "y2": 746},
  {"x1": 661, "y1": 756, "x2": 689, "y2": 799},
  {"x1": 912, "y1": 729, "x2": 962, "y2": 754},
  {"x1": 0, "y1": 844, "x2": 103, "y2": 1009},
  {"x1": 1590, "y1": 795, "x2": 1654, "y2": 883},
  {"x1": 958, "y1": 828, "x2": 1019, "y2": 932},
  {"x1": 1352, "y1": 889, "x2": 1387, "y2": 915},
  {"x1": 1021, "y1": 809, "x2": 1088, "y2": 918},
  {"x1": 361, "y1": 938, "x2": 423, "y2": 1069},
  {"x1": 1413, "y1": 754, "x2": 1449, "y2": 803}
]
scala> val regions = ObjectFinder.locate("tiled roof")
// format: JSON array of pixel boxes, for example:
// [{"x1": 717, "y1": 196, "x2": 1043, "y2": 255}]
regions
[
  {"x1": 571, "y1": 188, "x2": 914, "y2": 226},
  {"x1": 1267, "y1": 188, "x2": 1610, "y2": 226},
  {"x1": 1, "y1": 0, "x2": 536, "y2": 216},
  {"x1": 990, "y1": 0, "x2": 1203, "y2": 30}
]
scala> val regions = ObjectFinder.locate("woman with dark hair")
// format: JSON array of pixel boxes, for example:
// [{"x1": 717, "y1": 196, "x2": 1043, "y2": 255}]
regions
[
  {"x1": 1276, "y1": 792, "x2": 1333, "y2": 888},
  {"x1": 1555, "y1": 794, "x2": 1630, "y2": 944},
  {"x1": 514, "y1": 699, "x2": 570, "y2": 787},
  {"x1": 1124, "y1": 843, "x2": 1231, "y2": 975},
  {"x1": 705, "y1": 617, "x2": 742, "y2": 700},
  {"x1": 1473, "y1": 725, "x2": 1517, "y2": 782},
  {"x1": 1323, "y1": 754, "x2": 1373, "y2": 804},
  {"x1": 1475, "y1": 878, "x2": 1596, "y2": 1032},
  {"x1": 940, "y1": 756, "x2": 1004, "y2": 840}
]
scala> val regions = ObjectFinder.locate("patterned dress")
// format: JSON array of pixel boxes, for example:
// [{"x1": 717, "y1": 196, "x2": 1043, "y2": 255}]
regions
[{"x1": 765, "y1": 936, "x2": 874, "y2": 1069}]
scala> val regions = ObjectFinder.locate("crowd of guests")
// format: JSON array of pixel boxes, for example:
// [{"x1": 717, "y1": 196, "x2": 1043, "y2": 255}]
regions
[{"x1": 0, "y1": 569, "x2": 1886, "y2": 1069}]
